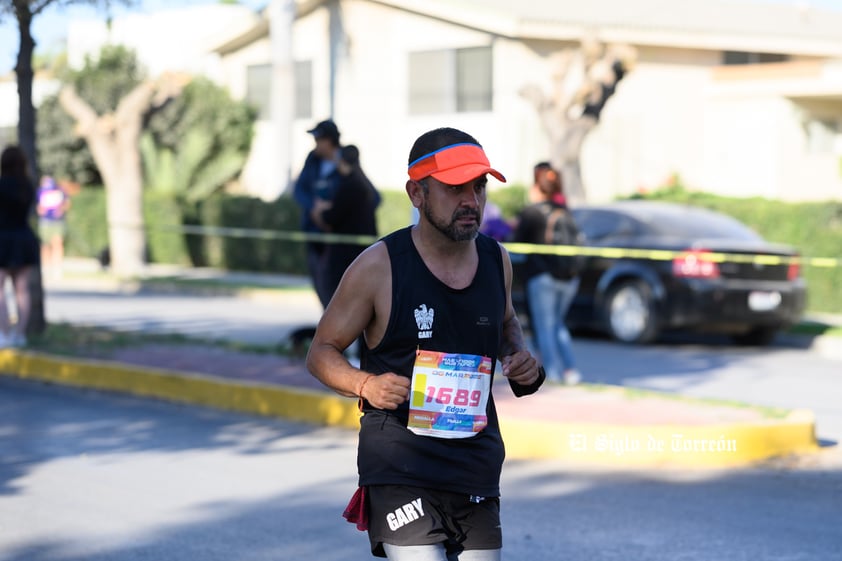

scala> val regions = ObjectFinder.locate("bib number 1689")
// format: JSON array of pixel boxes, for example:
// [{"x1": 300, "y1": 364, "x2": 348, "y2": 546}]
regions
[{"x1": 425, "y1": 386, "x2": 481, "y2": 407}]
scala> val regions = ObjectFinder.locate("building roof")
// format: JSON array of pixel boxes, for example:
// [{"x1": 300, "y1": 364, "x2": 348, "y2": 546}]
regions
[
  {"x1": 364, "y1": 0, "x2": 842, "y2": 56},
  {"x1": 213, "y1": 18, "x2": 270, "y2": 55},
  {"x1": 215, "y1": 0, "x2": 842, "y2": 60}
]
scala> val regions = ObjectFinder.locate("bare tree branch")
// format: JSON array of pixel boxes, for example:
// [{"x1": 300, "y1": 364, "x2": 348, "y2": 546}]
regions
[{"x1": 520, "y1": 38, "x2": 637, "y2": 205}]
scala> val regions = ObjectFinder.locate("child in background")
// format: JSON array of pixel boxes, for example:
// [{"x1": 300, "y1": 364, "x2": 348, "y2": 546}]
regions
[{"x1": 37, "y1": 175, "x2": 71, "y2": 280}]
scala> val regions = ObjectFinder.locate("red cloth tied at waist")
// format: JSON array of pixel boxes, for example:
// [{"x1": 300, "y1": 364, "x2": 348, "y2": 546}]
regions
[{"x1": 342, "y1": 486, "x2": 368, "y2": 531}]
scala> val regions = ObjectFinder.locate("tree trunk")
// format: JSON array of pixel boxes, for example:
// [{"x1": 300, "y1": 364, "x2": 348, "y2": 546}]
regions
[
  {"x1": 550, "y1": 116, "x2": 597, "y2": 207},
  {"x1": 14, "y1": 3, "x2": 37, "y2": 179},
  {"x1": 25, "y1": 266, "x2": 46, "y2": 336},
  {"x1": 59, "y1": 84, "x2": 156, "y2": 278},
  {"x1": 520, "y1": 41, "x2": 635, "y2": 206},
  {"x1": 14, "y1": 2, "x2": 46, "y2": 335}
]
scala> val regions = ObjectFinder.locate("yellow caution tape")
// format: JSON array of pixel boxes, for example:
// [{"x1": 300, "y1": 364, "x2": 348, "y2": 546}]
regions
[
  {"x1": 172, "y1": 224, "x2": 379, "y2": 246},
  {"x1": 128, "y1": 223, "x2": 841, "y2": 268},
  {"x1": 505, "y1": 242, "x2": 837, "y2": 268}
]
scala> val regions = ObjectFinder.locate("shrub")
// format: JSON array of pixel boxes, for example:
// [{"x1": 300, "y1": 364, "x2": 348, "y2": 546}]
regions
[{"x1": 63, "y1": 184, "x2": 842, "y2": 314}]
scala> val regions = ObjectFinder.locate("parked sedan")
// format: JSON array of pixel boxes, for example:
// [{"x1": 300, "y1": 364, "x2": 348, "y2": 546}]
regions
[{"x1": 512, "y1": 200, "x2": 807, "y2": 345}]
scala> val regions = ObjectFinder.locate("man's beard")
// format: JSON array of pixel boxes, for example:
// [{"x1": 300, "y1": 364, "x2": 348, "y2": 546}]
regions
[{"x1": 422, "y1": 204, "x2": 481, "y2": 242}]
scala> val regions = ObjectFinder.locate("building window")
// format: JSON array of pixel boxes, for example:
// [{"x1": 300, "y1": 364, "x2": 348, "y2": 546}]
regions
[
  {"x1": 456, "y1": 47, "x2": 493, "y2": 111},
  {"x1": 723, "y1": 51, "x2": 788, "y2": 65},
  {"x1": 294, "y1": 60, "x2": 312, "y2": 120},
  {"x1": 246, "y1": 63, "x2": 272, "y2": 120},
  {"x1": 409, "y1": 46, "x2": 492, "y2": 114}
]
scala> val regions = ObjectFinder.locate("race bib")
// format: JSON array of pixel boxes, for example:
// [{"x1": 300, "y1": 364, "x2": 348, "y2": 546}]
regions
[{"x1": 407, "y1": 350, "x2": 492, "y2": 439}]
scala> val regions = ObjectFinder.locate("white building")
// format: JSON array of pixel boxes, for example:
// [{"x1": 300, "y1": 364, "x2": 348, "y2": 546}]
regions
[
  {"x1": 208, "y1": 0, "x2": 842, "y2": 201},
  {"x1": 0, "y1": 71, "x2": 60, "y2": 147},
  {"x1": 7, "y1": 0, "x2": 842, "y2": 202},
  {"x1": 275, "y1": 0, "x2": 842, "y2": 202}
]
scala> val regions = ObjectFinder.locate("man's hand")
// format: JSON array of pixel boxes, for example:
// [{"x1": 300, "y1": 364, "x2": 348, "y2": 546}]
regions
[
  {"x1": 501, "y1": 350, "x2": 541, "y2": 386},
  {"x1": 361, "y1": 373, "x2": 411, "y2": 410},
  {"x1": 310, "y1": 198, "x2": 333, "y2": 231}
]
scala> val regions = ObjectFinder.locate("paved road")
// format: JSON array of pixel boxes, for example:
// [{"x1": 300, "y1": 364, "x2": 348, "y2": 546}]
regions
[
  {"x1": 44, "y1": 286, "x2": 321, "y2": 346},
  {"x1": 43, "y1": 284, "x2": 842, "y2": 446},
  {"x1": 2, "y1": 377, "x2": 840, "y2": 561}
]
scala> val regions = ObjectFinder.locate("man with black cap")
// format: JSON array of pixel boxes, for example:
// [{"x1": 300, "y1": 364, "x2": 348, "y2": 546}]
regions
[
  {"x1": 310, "y1": 144, "x2": 380, "y2": 302},
  {"x1": 306, "y1": 127, "x2": 545, "y2": 560},
  {"x1": 293, "y1": 119, "x2": 343, "y2": 308}
]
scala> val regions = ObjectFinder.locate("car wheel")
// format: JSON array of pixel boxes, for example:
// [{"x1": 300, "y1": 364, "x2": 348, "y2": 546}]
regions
[
  {"x1": 604, "y1": 279, "x2": 658, "y2": 344},
  {"x1": 732, "y1": 326, "x2": 780, "y2": 346}
]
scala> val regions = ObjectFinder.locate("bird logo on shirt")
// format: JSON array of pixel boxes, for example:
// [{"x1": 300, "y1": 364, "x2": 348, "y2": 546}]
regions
[{"x1": 414, "y1": 304, "x2": 434, "y2": 339}]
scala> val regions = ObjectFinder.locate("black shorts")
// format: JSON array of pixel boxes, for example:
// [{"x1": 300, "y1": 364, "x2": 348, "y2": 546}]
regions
[{"x1": 367, "y1": 485, "x2": 502, "y2": 558}]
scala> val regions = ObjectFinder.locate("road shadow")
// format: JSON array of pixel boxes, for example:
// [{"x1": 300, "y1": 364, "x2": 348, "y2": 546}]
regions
[
  {"x1": 1, "y1": 427, "x2": 840, "y2": 560},
  {"x1": 564, "y1": 328, "x2": 834, "y2": 388},
  {"x1": 0, "y1": 377, "x2": 345, "y2": 499}
]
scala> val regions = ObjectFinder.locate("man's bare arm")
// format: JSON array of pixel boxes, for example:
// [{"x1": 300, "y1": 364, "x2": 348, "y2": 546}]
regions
[
  {"x1": 305, "y1": 243, "x2": 410, "y2": 409},
  {"x1": 498, "y1": 244, "x2": 545, "y2": 395}
]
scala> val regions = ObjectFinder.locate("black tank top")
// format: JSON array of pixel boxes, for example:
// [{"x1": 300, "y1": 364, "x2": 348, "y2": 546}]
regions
[{"x1": 357, "y1": 227, "x2": 507, "y2": 497}]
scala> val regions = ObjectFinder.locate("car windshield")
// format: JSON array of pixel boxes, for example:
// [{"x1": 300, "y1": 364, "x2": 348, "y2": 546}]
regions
[
  {"x1": 644, "y1": 208, "x2": 762, "y2": 240},
  {"x1": 575, "y1": 204, "x2": 765, "y2": 242}
]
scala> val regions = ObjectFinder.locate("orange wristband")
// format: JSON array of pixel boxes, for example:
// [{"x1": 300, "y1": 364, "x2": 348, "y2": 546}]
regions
[
  {"x1": 358, "y1": 375, "x2": 374, "y2": 398},
  {"x1": 357, "y1": 375, "x2": 374, "y2": 412}
]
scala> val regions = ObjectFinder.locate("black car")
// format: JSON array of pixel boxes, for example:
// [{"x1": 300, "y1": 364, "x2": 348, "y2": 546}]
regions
[{"x1": 511, "y1": 200, "x2": 807, "y2": 345}]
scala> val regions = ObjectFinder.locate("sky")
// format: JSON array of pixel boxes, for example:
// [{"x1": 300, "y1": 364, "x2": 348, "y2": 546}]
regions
[
  {"x1": 1, "y1": 0, "x2": 842, "y2": 76},
  {"x1": 0, "y1": 0, "x2": 267, "y2": 75}
]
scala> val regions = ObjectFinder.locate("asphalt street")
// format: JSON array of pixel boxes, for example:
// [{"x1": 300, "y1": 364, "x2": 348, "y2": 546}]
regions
[
  {"x1": 43, "y1": 286, "x2": 320, "y2": 346},
  {"x1": 1, "y1": 376, "x2": 840, "y2": 561}
]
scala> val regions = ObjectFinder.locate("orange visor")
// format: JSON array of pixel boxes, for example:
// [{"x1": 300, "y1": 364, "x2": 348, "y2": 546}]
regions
[{"x1": 408, "y1": 143, "x2": 506, "y2": 184}]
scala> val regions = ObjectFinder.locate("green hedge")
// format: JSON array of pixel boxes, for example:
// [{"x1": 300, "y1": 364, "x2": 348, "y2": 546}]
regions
[
  {"x1": 488, "y1": 184, "x2": 529, "y2": 217},
  {"x1": 65, "y1": 188, "x2": 108, "y2": 259},
  {"x1": 66, "y1": 189, "x2": 191, "y2": 265},
  {"x1": 64, "y1": 187, "x2": 417, "y2": 274},
  {"x1": 195, "y1": 194, "x2": 306, "y2": 274},
  {"x1": 63, "y1": 184, "x2": 841, "y2": 313}
]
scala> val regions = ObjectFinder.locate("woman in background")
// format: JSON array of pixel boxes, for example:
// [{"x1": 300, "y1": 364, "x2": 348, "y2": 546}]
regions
[{"x1": 0, "y1": 146, "x2": 40, "y2": 348}]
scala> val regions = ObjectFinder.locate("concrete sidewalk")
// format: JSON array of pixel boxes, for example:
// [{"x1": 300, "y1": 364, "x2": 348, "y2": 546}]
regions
[{"x1": 0, "y1": 258, "x2": 831, "y2": 468}]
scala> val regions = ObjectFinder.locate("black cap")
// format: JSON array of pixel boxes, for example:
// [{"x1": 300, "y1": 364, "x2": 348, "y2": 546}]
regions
[{"x1": 307, "y1": 119, "x2": 340, "y2": 143}]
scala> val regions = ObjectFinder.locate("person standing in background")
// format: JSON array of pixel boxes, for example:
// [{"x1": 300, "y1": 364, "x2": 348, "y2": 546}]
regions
[
  {"x1": 0, "y1": 146, "x2": 40, "y2": 348},
  {"x1": 310, "y1": 144, "x2": 380, "y2": 302},
  {"x1": 36, "y1": 175, "x2": 70, "y2": 280},
  {"x1": 511, "y1": 162, "x2": 583, "y2": 385},
  {"x1": 479, "y1": 200, "x2": 514, "y2": 242},
  {"x1": 293, "y1": 119, "x2": 343, "y2": 309}
]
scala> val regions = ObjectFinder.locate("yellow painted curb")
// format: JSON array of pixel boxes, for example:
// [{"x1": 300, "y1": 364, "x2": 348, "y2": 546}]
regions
[
  {"x1": 500, "y1": 412, "x2": 818, "y2": 467},
  {"x1": 0, "y1": 350, "x2": 361, "y2": 430},
  {"x1": 0, "y1": 350, "x2": 818, "y2": 467}
]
